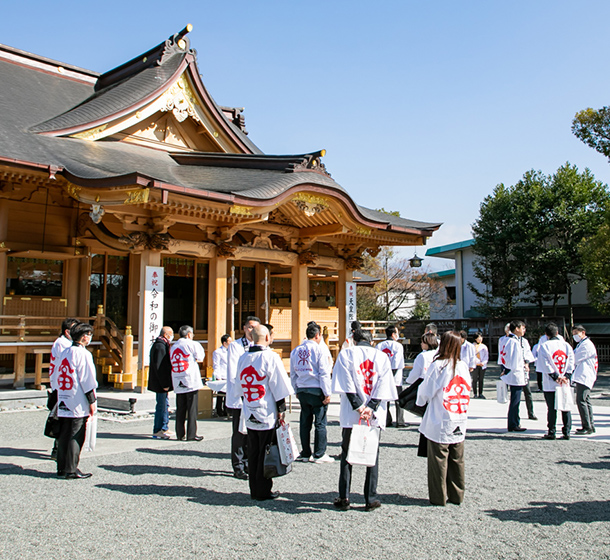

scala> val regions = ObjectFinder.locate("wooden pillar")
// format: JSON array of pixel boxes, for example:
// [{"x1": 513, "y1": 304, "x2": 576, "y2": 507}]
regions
[
  {"x1": 0, "y1": 200, "x2": 8, "y2": 314},
  {"x1": 291, "y1": 264, "x2": 309, "y2": 349},
  {"x1": 136, "y1": 250, "x2": 161, "y2": 388},
  {"x1": 338, "y1": 269, "x2": 354, "y2": 347},
  {"x1": 207, "y1": 256, "x2": 228, "y2": 367}
]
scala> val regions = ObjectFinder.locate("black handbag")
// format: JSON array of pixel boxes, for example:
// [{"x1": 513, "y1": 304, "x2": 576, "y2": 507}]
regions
[
  {"x1": 44, "y1": 409, "x2": 60, "y2": 439},
  {"x1": 263, "y1": 442, "x2": 292, "y2": 479},
  {"x1": 397, "y1": 377, "x2": 427, "y2": 417}
]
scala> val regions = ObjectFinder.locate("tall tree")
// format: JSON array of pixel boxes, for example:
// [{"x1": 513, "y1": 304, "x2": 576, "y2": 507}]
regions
[
  {"x1": 580, "y1": 216, "x2": 610, "y2": 314},
  {"x1": 572, "y1": 107, "x2": 610, "y2": 161}
]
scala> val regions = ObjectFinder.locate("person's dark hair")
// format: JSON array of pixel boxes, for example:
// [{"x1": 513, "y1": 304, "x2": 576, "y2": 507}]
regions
[
  {"x1": 545, "y1": 322, "x2": 559, "y2": 338},
  {"x1": 434, "y1": 331, "x2": 462, "y2": 370},
  {"x1": 350, "y1": 320, "x2": 362, "y2": 333},
  {"x1": 307, "y1": 321, "x2": 319, "y2": 328},
  {"x1": 385, "y1": 325, "x2": 398, "y2": 339},
  {"x1": 179, "y1": 325, "x2": 193, "y2": 338},
  {"x1": 572, "y1": 324, "x2": 586, "y2": 333},
  {"x1": 474, "y1": 331, "x2": 483, "y2": 341},
  {"x1": 306, "y1": 323, "x2": 321, "y2": 339},
  {"x1": 459, "y1": 330, "x2": 467, "y2": 340},
  {"x1": 264, "y1": 323, "x2": 274, "y2": 333},
  {"x1": 61, "y1": 318, "x2": 79, "y2": 337},
  {"x1": 353, "y1": 329, "x2": 371, "y2": 343},
  {"x1": 510, "y1": 320, "x2": 525, "y2": 332},
  {"x1": 421, "y1": 332, "x2": 439, "y2": 350},
  {"x1": 70, "y1": 322, "x2": 93, "y2": 343},
  {"x1": 425, "y1": 322, "x2": 438, "y2": 334},
  {"x1": 221, "y1": 334, "x2": 231, "y2": 344},
  {"x1": 243, "y1": 316, "x2": 261, "y2": 328}
]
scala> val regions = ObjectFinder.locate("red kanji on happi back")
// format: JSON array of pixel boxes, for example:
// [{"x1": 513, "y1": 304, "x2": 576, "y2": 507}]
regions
[
  {"x1": 57, "y1": 357, "x2": 74, "y2": 391},
  {"x1": 381, "y1": 347, "x2": 393, "y2": 358},
  {"x1": 240, "y1": 365, "x2": 266, "y2": 402},
  {"x1": 171, "y1": 348, "x2": 190, "y2": 373},
  {"x1": 358, "y1": 359, "x2": 376, "y2": 396},
  {"x1": 552, "y1": 349, "x2": 568, "y2": 375},
  {"x1": 443, "y1": 375, "x2": 470, "y2": 414}
]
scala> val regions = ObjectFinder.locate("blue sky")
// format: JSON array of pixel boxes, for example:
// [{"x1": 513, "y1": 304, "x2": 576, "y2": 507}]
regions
[{"x1": 2, "y1": 1, "x2": 610, "y2": 270}]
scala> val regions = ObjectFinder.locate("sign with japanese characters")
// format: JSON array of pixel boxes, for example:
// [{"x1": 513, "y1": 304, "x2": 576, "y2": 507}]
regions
[
  {"x1": 142, "y1": 266, "x2": 164, "y2": 367},
  {"x1": 346, "y1": 281, "x2": 357, "y2": 325}
]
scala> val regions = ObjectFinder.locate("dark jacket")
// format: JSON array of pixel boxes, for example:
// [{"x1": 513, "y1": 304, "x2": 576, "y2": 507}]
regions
[{"x1": 148, "y1": 337, "x2": 173, "y2": 393}]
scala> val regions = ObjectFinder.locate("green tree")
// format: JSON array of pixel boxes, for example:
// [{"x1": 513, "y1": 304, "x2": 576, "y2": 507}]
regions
[
  {"x1": 572, "y1": 107, "x2": 610, "y2": 161},
  {"x1": 580, "y1": 217, "x2": 610, "y2": 314}
]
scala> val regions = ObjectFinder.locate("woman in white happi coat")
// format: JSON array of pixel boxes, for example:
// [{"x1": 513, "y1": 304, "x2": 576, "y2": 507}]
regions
[
  {"x1": 571, "y1": 325, "x2": 598, "y2": 434},
  {"x1": 377, "y1": 324, "x2": 406, "y2": 427},
  {"x1": 416, "y1": 331, "x2": 471, "y2": 506},
  {"x1": 332, "y1": 329, "x2": 397, "y2": 511},
  {"x1": 170, "y1": 325, "x2": 205, "y2": 441},
  {"x1": 212, "y1": 334, "x2": 232, "y2": 417},
  {"x1": 56, "y1": 322, "x2": 97, "y2": 479},
  {"x1": 472, "y1": 332, "x2": 489, "y2": 399},
  {"x1": 405, "y1": 333, "x2": 439, "y2": 385}
]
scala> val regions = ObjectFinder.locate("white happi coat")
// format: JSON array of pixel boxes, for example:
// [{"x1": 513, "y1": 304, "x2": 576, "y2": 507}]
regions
[
  {"x1": 226, "y1": 336, "x2": 252, "y2": 409},
  {"x1": 170, "y1": 337, "x2": 205, "y2": 394},
  {"x1": 376, "y1": 339, "x2": 405, "y2": 386},
  {"x1": 405, "y1": 349, "x2": 437, "y2": 385},
  {"x1": 235, "y1": 347, "x2": 294, "y2": 431},
  {"x1": 416, "y1": 359, "x2": 471, "y2": 444},
  {"x1": 538, "y1": 337, "x2": 575, "y2": 392},
  {"x1": 501, "y1": 334, "x2": 528, "y2": 386},
  {"x1": 290, "y1": 339, "x2": 332, "y2": 396},
  {"x1": 212, "y1": 345, "x2": 229, "y2": 380},
  {"x1": 56, "y1": 345, "x2": 98, "y2": 418},
  {"x1": 319, "y1": 337, "x2": 334, "y2": 369},
  {"x1": 474, "y1": 342, "x2": 489, "y2": 369},
  {"x1": 460, "y1": 341, "x2": 477, "y2": 369},
  {"x1": 572, "y1": 337, "x2": 598, "y2": 389},
  {"x1": 332, "y1": 345, "x2": 397, "y2": 430},
  {"x1": 497, "y1": 335, "x2": 509, "y2": 367},
  {"x1": 49, "y1": 335, "x2": 72, "y2": 391}
]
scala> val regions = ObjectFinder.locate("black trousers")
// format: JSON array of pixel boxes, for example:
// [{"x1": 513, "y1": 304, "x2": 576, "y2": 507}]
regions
[
  {"x1": 246, "y1": 428, "x2": 275, "y2": 499},
  {"x1": 216, "y1": 393, "x2": 227, "y2": 416},
  {"x1": 523, "y1": 381, "x2": 535, "y2": 418},
  {"x1": 472, "y1": 366, "x2": 485, "y2": 396},
  {"x1": 544, "y1": 391, "x2": 572, "y2": 436},
  {"x1": 57, "y1": 416, "x2": 88, "y2": 475},
  {"x1": 228, "y1": 407, "x2": 248, "y2": 474},
  {"x1": 175, "y1": 390, "x2": 199, "y2": 440},
  {"x1": 339, "y1": 427, "x2": 379, "y2": 504}
]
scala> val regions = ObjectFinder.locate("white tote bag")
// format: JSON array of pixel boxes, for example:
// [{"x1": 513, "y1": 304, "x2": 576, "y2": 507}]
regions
[
  {"x1": 347, "y1": 422, "x2": 380, "y2": 467},
  {"x1": 496, "y1": 380, "x2": 508, "y2": 404},
  {"x1": 276, "y1": 420, "x2": 299, "y2": 466},
  {"x1": 83, "y1": 413, "x2": 97, "y2": 452},
  {"x1": 555, "y1": 384, "x2": 574, "y2": 412}
]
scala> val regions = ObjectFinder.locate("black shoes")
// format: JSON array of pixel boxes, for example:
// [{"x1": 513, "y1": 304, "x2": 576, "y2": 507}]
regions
[
  {"x1": 253, "y1": 491, "x2": 279, "y2": 501},
  {"x1": 65, "y1": 470, "x2": 92, "y2": 479},
  {"x1": 529, "y1": 415, "x2": 538, "y2": 420},
  {"x1": 333, "y1": 497, "x2": 350, "y2": 511},
  {"x1": 508, "y1": 427, "x2": 526, "y2": 432},
  {"x1": 57, "y1": 471, "x2": 65, "y2": 478},
  {"x1": 234, "y1": 470, "x2": 248, "y2": 480},
  {"x1": 542, "y1": 433, "x2": 556, "y2": 440},
  {"x1": 365, "y1": 500, "x2": 381, "y2": 511},
  {"x1": 562, "y1": 434, "x2": 571, "y2": 440},
  {"x1": 187, "y1": 435, "x2": 204, "y2": 442},
  {"x1": 575, "y1": 428, "x2": 595, "y2": 434}
]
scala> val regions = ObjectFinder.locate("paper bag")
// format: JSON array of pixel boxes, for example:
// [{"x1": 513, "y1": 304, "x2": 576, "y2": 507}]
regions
[
  {"x1": 276, "y1": 420, "x2": 299, "y2": 466},
  {"x1": 496, "y1": 380, "x2": 508, "y2": 404},
  {"x1": 347, "y1": 422, "x2": 380, "y2": 467}
]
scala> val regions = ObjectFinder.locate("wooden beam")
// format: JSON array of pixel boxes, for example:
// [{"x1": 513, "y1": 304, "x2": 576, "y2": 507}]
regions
[{"x1": 298, "y1": 224, "x2": 346, "y2": 238}]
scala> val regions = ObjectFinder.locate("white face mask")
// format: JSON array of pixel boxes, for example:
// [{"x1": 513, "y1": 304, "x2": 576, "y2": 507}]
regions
[
  {"x1": 573, "y1": 334, "x2": 583, "y2": 343},
  {"x1": 168, "y1": 335, "x2": 174, "y2": 342}
]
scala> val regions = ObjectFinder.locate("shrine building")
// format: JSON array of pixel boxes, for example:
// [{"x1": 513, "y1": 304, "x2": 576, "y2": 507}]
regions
[{"x1": 0, "y1": 25, "x2": 440, "y2": 388}]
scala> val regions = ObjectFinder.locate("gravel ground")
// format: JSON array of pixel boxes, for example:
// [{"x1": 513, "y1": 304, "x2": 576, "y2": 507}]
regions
[{"x1": 1, "y1": 408, "x2": 609, "y2": 560}]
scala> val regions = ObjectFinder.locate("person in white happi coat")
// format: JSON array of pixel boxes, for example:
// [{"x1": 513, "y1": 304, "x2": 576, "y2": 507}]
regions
[
  {"x1": 56, "y1": 322, "x2": 97, "y2": 479},
  {"x1": 226, "y1": 315, "x2": 261, "y2": 479},
  {"x1": 170, "y1": 325, "x2": 205, "y2": 441},
  {"x1": 500, "y1": 320, "x2": 532, "y2": 432},
  {"x1": 377, "y1": 324, "x2": 406, "y2": 427},
  {"x1": 472, "y1": 332, "x2": 488, "y2": 398},
  {"x1": 497, "y1": 323, "x2": 511, "y2": 371},
  {"x1": 459, "y1": 331, "x2": 476, "y2": 372},
  {"x1": 48, "y1": 317, "x2": 79, "y2": 460},
  {"x1": 291, "y1": 323, "x2": 333, "y2": 463},
  {"x1": 235, "y1": 325, "x2": 294, "y2": 501},
  {"x1": 538, "y1": 323, "x2": 575, "y2": 440},
  {"x1": 306, "y1": 321, "x2": 334, "y2": 370},
  {"x1": 571, "y1": 325, "x2": 597, "y2": 434},
  {"x1": 332, "y1": 329, "x2": 397, "y2": 512},
  {"x1": 212, "y1": 334, "x2": 232, "y2": 417},
  {"x1": 416, "y1": 331, "x2": 471, "y2": 506},
  {"x1": 405, "y1": 333, "x2": 439, "y2": 386}
]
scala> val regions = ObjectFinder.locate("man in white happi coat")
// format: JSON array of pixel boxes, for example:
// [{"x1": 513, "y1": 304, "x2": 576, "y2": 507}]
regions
[
  {"x1": 332, "y1": 329, "x2": 397, "y2": 511},
  {"x1": 500, "y1": 320, "x2": 534, "y2": 432},
  {"x1": 377, "y1": 324, "x2": 405, "y2": 427},
  {"x1": 497, "y1": 323, "x2": 511, "y2": 371},
  {"x1": 538, "y1": 323, "x2": 575, "y2": 440},
  {"x1": 212, "y1": 334, "x2": 232, "y2": 417},
  {"x1": 56, "y1": 322, "x2": 97, "y2": 479},
  {"x1": 459, "y1": 331, "x2": 476, "y2": 372},
  {"x1": 48, "y1": 317, "x2": 79, "y2": 460},
  {"x1": 226, "y1": 315, "x2": 261, "y2": 479},
  {"x1": 170, "y1": 325, "x2": 205, "y2": 441},
  {"x1": 571, "y1": 325, "x2": 597, "y2": 434},
  {"x1": 291, "y1": 322, "x2": 333, "y2": 463},
  {"x1": 235, "y1": 325, "x2": 293, "y2": 501}
]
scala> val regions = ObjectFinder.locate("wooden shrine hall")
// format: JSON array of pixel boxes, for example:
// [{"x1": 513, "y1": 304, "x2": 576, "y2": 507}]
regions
[{"x1": 0, "y1": 25, "x2": 440, "y2": 389}]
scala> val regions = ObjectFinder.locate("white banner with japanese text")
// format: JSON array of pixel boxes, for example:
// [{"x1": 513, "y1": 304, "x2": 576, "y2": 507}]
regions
[
  {"x1": 346, "y1": 282, "x2": 357, "y2": 325},
  {"x1": 142, "y1": 266, "x2": 164, "y2": 367}
]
